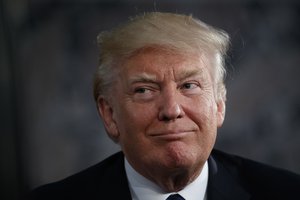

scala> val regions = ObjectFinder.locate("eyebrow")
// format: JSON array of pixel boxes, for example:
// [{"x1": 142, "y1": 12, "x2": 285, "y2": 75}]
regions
[
  {"x1": 128, "y1": 68, "x2": 205, "y2": 85},
  {"x1": 128, "y1": 72, "x2": 158, "y2": 84},
  {"x1": 175, "y1": 68, "x2": 204, "y2": 82}
]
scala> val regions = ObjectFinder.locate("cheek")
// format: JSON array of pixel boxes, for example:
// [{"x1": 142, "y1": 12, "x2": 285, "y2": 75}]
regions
[
  {"x1": 115, "y1": 102, "x2": 157, "y2": 137},
  {"x1": 191, "y1": 98, "x2": 218, "y2": 151},
  {"x1": 185, "y1": 95, "x2": 218, "y2": 125},
  {"x1": 116, "y1": 103, "x2": 159, "y2": 161}
]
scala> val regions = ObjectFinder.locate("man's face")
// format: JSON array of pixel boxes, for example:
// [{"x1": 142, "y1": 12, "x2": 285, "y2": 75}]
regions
[{"x1": 98, "y1": 48, "x2": 225, "y2": 181}]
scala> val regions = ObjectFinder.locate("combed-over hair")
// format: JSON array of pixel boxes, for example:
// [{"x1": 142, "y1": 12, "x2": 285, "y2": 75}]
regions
[{"x1": 94, "y1": 12, "x2": 230, "y2": 101}]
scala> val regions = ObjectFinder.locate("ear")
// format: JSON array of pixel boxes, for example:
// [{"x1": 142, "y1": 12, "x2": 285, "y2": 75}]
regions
[
  {"x1": 216, "y1": 98, "x2": 226, "y2": 128},
  {"x1": 97, "y1": 96, "x2": 120, "y2": 143}
]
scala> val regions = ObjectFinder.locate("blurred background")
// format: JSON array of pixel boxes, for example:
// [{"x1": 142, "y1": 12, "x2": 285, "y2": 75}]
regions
[{"x1": 1, "y1": 0, "x2": 300, "y2": 199}]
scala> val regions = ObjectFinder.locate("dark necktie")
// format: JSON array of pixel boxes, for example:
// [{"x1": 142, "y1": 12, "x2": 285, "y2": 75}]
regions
[{"x1": 166, "y1": 194, "x2": 185, "y2": 200}]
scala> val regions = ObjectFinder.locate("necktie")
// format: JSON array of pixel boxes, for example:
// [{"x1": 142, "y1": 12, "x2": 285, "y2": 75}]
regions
[{"x1": 166, "y1": 194, "x2": 185, "y2": 200}]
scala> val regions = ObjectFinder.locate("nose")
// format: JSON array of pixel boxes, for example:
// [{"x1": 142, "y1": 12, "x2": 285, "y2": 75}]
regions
[{"x1": 158, "y1": 89, "x2": 185, "y2": 121}]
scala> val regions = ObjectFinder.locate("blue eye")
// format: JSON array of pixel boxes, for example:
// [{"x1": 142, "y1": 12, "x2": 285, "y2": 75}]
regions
[
  {"x1": 180, "y1": 82, "x2": 201, "y2": 95},
  {"x1": 182, "y1": 83, "x2": 197, "y2": 89},
  {"x1": 134, "y1": 88, "x2": 148, "y2": 93},
  {"x1": 133, "y1": 86, "x2": 157, "y2": 102}
]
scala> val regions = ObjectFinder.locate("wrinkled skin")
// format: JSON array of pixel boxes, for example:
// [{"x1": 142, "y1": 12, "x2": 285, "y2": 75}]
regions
[{"x1": 97, "y1": 48, "x2": 225, "y2": 192}]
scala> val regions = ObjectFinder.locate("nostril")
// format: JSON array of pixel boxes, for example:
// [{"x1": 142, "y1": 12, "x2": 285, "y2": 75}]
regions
[
  {"x1": 162, "y1": 115, "x2": 170, "y2": 122},
  {"x1": 161, "y1": 115, "x2": 173, "y2": 122},
  {"x1": 165, "y1": 114, "x2": 183, "y2": 121}
]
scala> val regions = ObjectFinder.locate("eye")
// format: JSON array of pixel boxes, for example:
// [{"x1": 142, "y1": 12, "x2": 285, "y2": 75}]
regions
[
  {"x1": 134, "y1": 87, "x2": 149, "y2": 93},
  {"x1": 134, "y1": 87, "x2": 152, "y2": 94},
  {"x1": 132, "y1": 86, "x2": 158, "y2": 102},
  {"x1": 181, "y1": 82, "x2": 198, "y2": 90},
  {"x1": 180, "y1": 82, "x2": 201, "y2": 95}
]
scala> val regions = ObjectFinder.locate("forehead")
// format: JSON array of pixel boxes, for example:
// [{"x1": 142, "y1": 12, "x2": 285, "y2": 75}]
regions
[{"x1": 119, "y1": 48, "x2": 211, "y2": 79}]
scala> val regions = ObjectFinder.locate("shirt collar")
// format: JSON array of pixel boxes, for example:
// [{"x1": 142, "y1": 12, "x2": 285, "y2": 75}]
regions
[{"x1": 125, "y1": 158, "x2": 208, "y2": 200}]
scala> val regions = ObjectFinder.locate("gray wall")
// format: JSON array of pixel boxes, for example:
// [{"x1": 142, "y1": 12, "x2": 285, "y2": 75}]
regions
[{"x1": 1, "y1": 0, "x2": 300, "y2": 199}]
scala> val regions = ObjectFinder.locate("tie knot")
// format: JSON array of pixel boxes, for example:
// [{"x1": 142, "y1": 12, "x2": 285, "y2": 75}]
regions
[{"x1": 166, "y1": 194, "x2": 185, "y2": 200}]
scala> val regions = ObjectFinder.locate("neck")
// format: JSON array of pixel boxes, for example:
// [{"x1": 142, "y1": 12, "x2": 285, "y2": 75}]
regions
[{"x1": 143, "y1": 164, "x2": 203, "y2": 192}]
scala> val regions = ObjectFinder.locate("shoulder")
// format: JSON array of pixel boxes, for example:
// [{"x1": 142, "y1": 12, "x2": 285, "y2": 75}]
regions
[
  {"x1": 25, "y1": 152, "x2": 130, "y2": 200},
  {"x1": 211, "y1": 149, "x2": 300, "y2": 199},
  {"x1": 211, "y1": 149, "x2": 300, "y2": 182}
]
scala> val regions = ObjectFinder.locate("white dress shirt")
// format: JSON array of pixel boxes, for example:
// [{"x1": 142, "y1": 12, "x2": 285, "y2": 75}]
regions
[{"x1": 125, "y1": 158, "x2": 208, "y2": 200}]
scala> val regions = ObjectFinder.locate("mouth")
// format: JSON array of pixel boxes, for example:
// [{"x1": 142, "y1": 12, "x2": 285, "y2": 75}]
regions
[{"x1": 150, "y1": 130, "x2": 195, "y2": 141}]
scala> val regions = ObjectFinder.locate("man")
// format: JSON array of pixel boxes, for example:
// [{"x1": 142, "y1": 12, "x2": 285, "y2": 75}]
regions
[{"x1": 28, "y1": 12, "x2": 300, "y2": 200}]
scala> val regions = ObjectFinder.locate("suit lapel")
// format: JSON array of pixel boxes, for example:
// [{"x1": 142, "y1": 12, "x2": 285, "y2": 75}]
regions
[
  {"x1": 206, "y1": 154, "x2": 251, "y2": 200},
  {"x1": 98, "y1": 152, "x2": 132, "y2": 199},
  {"x1": 103, "y1": 151, "x2": 250, "y2": 200}
]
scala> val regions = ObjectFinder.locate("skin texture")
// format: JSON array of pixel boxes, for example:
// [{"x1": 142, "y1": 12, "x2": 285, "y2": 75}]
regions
[{"x1": 97, "y1": 48, "x2": 225, "y2": 192}]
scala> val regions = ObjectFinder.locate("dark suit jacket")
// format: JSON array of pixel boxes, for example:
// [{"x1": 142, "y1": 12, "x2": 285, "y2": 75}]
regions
[{"x1": 26, "y1": 149, "x2": 300, "y2": 200}]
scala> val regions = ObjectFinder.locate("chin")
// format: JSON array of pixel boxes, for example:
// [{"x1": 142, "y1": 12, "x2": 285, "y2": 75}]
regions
[{"x1": 163, "y1": 142, "x2": 200, "y2": 169}]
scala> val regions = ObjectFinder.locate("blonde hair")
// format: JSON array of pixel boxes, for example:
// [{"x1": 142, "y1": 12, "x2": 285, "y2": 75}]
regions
[{"x1": 94, "y1": 12, "x2": 230, "y2": 101}]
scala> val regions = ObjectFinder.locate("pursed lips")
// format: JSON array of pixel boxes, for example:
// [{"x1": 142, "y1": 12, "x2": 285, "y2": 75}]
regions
[{"x1": 149, "y1": 130, "x2": 196, "y2": 140}]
